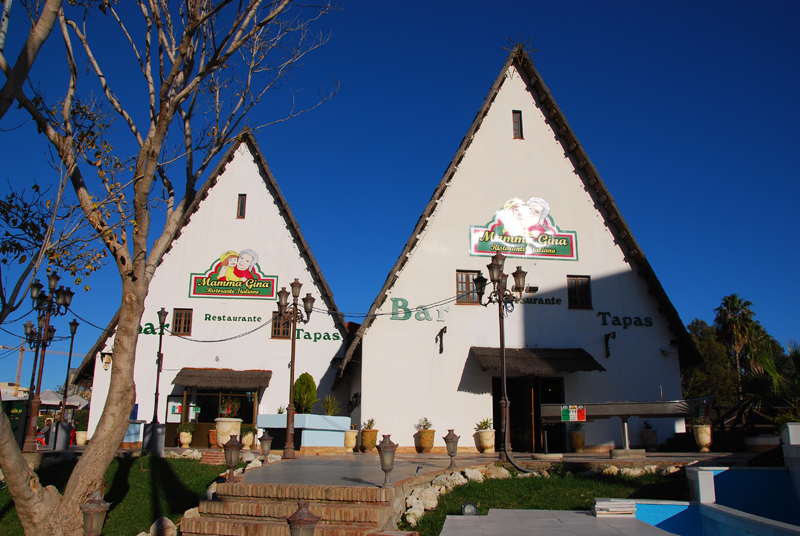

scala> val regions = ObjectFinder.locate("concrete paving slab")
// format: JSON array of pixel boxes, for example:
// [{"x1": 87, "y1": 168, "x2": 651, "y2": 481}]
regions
[{"x1": 440, "y1": 510, "x2": 679, "y2": 536}]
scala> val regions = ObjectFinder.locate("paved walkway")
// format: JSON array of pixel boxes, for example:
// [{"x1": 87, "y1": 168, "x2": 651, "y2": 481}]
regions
[{"x1": 242, "y1": 450, "x2": 754, "y2": 488}]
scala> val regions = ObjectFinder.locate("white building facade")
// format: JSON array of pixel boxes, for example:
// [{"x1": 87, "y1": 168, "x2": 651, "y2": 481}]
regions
[
  {"x1": 83, "y1": 132, "x2": 348, "y2": 447},
  {"x1": 335, "y1": 46, "x2": 700, "y2": 453}
]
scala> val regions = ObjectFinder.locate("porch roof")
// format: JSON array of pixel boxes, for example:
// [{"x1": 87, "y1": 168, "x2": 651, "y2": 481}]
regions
[
  {"x1": 469, "y1": 347, "x2": 606, "y2": 376},
  {"x1": 172, "y1": 368, "x2": 272, "y2": 390}
]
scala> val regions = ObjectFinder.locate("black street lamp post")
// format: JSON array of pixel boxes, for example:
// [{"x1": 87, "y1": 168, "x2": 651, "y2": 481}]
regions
[
  {"x1": 473, "y1": 252, "x2": 526, "y2": 463},
  {"x1": 21, "y1": 273, "x2": 74, "y2": 453},
  {"x1": 278, "y1": 279, "x2": 315, "y2": 460},
  {"x1": 59, "y1": 319, "x2": 80, "y2": 423},
  {"x1": 145, "y1": 308, "x2": 169, "y2": 456},
  {"x1": 53, "y1": 319, "x2": 80, "y2": 450},
  {"x1": 152, "y1": 307, "x2": 169, "y2": 423}
]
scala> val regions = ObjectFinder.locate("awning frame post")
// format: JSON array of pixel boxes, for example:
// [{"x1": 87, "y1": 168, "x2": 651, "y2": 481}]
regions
[{"x1": 620, "y1": 416, "x2": 630, "y2": 450}]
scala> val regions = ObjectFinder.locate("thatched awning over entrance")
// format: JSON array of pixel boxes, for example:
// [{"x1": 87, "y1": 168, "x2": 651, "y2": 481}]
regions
[
  {"x1": 469, "y1": 347, "x2": 605, "y2": 376},
  {"x1": 172, "y1": 368, "x2": 272, "y2": 390}
]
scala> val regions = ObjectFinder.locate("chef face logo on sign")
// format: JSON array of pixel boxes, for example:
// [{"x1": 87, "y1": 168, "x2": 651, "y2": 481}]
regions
[
  {"x1": 470, "y1": 197, "x2": 577, "y2": 260},
  {"x1": 189, "y1": 249, "x2": 277, "y2": 299}
]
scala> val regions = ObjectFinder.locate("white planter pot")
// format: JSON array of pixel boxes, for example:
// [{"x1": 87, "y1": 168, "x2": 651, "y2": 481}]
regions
[
  {"x1": 693, "y1": 425, "x2": 712, "y2": 453},
  {"x1": 179, "y1": 432, "x2": 193, "y2": 449},
  {"x1": 75, "y1": 431, "x2": 88, "y2": 446},
  {"x1": 473, "y1": 430, "x2": 495, "y2": 453},
  {"x1": 215, "y1": 418, "x2": 243, "y2": 448},
  {"x1": 241, "y1": 432, "x2": 255, "y2": 450},
  {"x1": 344, "y1": 430, "x2": 358, "y2": 451}
]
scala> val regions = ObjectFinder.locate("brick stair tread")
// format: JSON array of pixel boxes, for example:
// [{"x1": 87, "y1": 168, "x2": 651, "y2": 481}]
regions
[
  {"x1": 182, "y1": 516, "x2": 379, "y2": 536},
  {"x1": 215, "y1": 482, "x2": 390, "y2": 504},
  {"x1": 200, "y1": 498, "x2": 386, "y2": 524}
]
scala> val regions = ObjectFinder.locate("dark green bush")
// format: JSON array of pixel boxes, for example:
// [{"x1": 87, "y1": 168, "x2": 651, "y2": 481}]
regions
[
  {"x1": 293, "y1": 372, "x2": 317, "y2": 414},
  {"x1": 73, "y1": 409, "x2": 89, "y2": 431}
]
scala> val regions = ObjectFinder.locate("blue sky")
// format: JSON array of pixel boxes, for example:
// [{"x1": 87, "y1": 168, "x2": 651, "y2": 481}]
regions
[{"x1": 1, "y1": 1, "x2": 798, "y2": 392}]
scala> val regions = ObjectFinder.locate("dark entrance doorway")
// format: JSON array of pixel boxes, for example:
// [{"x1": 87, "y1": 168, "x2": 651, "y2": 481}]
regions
[{"x1": 492, "y1": 376, "x2": 565, "y2": 453}]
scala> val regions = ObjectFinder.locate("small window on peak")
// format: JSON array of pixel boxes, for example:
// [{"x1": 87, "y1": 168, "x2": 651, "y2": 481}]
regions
[
  {"x1": 512, "y1": 110, "x2": 523, "y2": 139},
  {"x1": 237, "y1": 194, "x2": 247, "y2": 219}
]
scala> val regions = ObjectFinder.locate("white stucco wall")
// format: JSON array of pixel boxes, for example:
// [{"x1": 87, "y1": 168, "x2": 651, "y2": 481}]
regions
[
  {"x1": 359, "y1": 66, "x2": 684, "y2": 450},
  {"x1": 87, "y1": 143, "x2": 346, "y2": 437}
]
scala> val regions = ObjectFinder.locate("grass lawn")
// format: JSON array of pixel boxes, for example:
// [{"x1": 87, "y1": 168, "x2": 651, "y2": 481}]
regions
[
  {"x1": 398, "y1": 467, "x2": 690, "y2": 536},
  {"x1": 0, "y1": 456, "x2": 227, "y2": 536}
]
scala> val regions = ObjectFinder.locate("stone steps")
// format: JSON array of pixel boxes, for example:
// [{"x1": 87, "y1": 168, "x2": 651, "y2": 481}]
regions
[{"x1": 181, "y1": 482, "x2": 395, "y2": 536}]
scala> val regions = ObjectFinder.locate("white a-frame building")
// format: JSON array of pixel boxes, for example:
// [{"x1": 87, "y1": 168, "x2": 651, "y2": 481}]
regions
[
  {"x1": 80, "y1": 130, "x2": 348, "y2": 448},
  {"x1": 335, "y1": 45, "x2": 701, "y2": 454}
]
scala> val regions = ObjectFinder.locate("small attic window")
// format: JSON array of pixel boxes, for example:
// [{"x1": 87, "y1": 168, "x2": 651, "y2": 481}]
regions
[
  {"x1": 512, "y1": 110, "x2": 523, "y2": 139},
  {"x1": 237, "y1": 194, "x2": 247, "y2": 219}
]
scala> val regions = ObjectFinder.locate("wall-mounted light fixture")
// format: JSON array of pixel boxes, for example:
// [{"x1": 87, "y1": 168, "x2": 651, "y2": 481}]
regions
[
  {"x1": 605, "y1": 332, "x2": 616, "y2": 358},
  {"x1": 102, "y1": 353, "x2": 112, "y2": 371}
]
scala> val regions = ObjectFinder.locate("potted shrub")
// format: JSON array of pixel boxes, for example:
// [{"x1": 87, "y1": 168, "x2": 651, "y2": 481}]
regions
[
  {"x1": 641, "y1": 420, "x2": 658, "y2": 452},
  {"x1": 360, "y1": 418, "x2": 378, "y2": 452},
  {"x1": 692, "y1": 417, "x2": 712, "y2": 453},
  {"x1": 177, "y1": 422, "x2": 195, "y2": 448},
  {"x1": 294, "y1": 372, "x2": 318, "y2": 414},
  {"x1": 414, "y1": 417, "x2": 435, "y2": 453},
  {"x1": 73, "y1": 410, "x2": 89, "y2": 446},
  {"x1": 473, "y1": 418, "x2": 495, "y2": 453},
  {"x1": 321, "y1": 395, "x2": 340, "y2": 416},
  {"x1": 240, "y1": 425, "x2": 257, "y2": 450},
  {"x1": 344, "y1": 423, "x2": 358, "y2": 452},
  {"x1": 215, "y1": 396, "x2": 243, "y2": 448},
  {"x1": 569, "y1": 422, "x2": 585, "y2": 453}
]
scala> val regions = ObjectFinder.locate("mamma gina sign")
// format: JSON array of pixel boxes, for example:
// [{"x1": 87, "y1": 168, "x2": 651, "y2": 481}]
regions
[
  {"x1": 189, "y1": 248, "x2": 277, "y2": 299},
  {"x1": 470, "y1": 197, "x2": 577, "y2": 260}
]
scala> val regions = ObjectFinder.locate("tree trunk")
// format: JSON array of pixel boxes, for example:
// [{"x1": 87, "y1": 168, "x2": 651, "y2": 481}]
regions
[{"x1": 0, "y1": 279, "x2": 146, "y2": 535}]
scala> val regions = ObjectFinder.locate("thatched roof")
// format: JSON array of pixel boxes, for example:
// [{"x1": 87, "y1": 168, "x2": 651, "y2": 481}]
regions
[
  {"x1": 469, "y1": 347, "x2": 605, "y2": 376},
  {"x1": 336, "y1": 45, "x2": 702, "y2": 381},
  {"x1": 172, "y1": 368, "x2": 272, "y2": 390}
]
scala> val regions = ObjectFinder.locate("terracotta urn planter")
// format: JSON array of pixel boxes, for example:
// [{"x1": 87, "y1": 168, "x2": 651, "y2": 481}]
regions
[
  {"x1": 360, "y1": 429, "x2": 378, "y2": 452},
  {"x1": 209, "y1": 429, "x2": 218, "y2": 449},
  {"x1": 415, "y1": 429, "x2": 436, "y2": 453},
  {"x1": 569, "y1": 431, "x2": 585, "y2": 453},
  {"x1": 215, "y1": 418, "x2": 243, "y2": 448},
  {"x1": 473, "y1": 430, "x2": 495, "y2": 453},
  {"x1": 693, "y1": 424, "x2": 712, "y2": 453},
  {"x1": 241, "y1": 432, "x2": 255, "y2": 451},
  {"x1": 179, "y1": 432, "x2": 193, "y2": 449},
  {"x1": 344, "y1": 430, "x2": 358, "y2": 452},
  {"x1": 641, "y1": 430, "x2": 659, "y2": 452}
]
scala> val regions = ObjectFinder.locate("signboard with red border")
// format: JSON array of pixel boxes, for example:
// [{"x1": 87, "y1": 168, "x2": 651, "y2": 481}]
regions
[
  {"x1": 189, "y1": 248, "x2": 277, "y2": 300},
  {"x1": 470, "y1": 197, "x2": 578, "y2": 260}
]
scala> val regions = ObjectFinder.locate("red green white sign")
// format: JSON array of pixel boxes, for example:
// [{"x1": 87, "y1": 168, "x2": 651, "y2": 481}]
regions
[
  {"x1": 189, "y1": 249, "x2": 276, "y2": 300},
  {"x1": 561, "y1": 405, "x2": 586, "y2": 422},
  {"x1": 470, "y1": 197, "x2": 577, "y2": 260}
]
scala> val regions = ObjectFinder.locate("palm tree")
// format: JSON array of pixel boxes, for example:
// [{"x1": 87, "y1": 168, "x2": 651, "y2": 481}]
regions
[{"x1": 714, "y1": 294, "x2": 755, "y2": 377}]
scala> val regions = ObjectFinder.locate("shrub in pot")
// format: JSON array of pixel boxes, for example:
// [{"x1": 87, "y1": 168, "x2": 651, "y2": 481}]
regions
[
  {"x1": 360, "y1": 418, "x2": 378, "y2": 453},
  {"x1": 692, "y1": 417, "x2": 712, "y2": 453},
  {"x1": 177, "y1": 422, "x2": 195, "y2": 448},
  {"x1": 473, "y1": 418, "x2": 495, "y2": 453},
  {"x1": 294, "y1": 372, "x2": 318, "y2": 414},
  {"x1": 73, "y1": 409, "x2": 89, "y2": 446},
  {"x1": 240, "y1": 425, "x2": 257, "y2": 450},
  {"x1": 641, "y1": 420, "x2": 658, "y2": 452},
  {"x1": 414, "y1": 417, "x2": 435, "y2": 453},
  {"x1": 568, "y1": 422, "x2": 585, "y2": 453}
]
